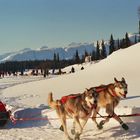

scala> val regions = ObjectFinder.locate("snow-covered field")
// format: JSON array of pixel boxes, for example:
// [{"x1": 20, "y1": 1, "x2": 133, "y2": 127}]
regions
[{"x1": 0, "y1": 43, "x2": 140, "y2": 140}]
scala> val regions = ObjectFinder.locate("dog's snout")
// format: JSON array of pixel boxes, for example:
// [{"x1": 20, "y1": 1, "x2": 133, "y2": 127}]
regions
[
  {"x1": 94, "y1": 100, "x2": 97, "y2": 104},
  {"x1": 124, "y1": 91, "x2": 127, "y2": 94}
]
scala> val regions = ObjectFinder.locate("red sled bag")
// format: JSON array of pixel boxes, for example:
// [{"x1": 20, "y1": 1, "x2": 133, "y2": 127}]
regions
[{"x1": 0, "y1": 101, "x2": 10, "y2": 127}]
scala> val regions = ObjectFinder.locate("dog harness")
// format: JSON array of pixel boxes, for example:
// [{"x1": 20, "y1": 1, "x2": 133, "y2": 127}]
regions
[
  {"x1": 94, "y1": 85, "x2": 118, "y2": 97},
  {"x1": 60, "y1": 95, "x2": 97, "y2": 116},
  {"x1": 60, "y1": 95, "x2": 78, "y2": 104}
]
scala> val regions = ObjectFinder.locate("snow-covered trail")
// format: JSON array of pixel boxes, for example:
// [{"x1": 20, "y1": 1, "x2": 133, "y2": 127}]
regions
[
  {"x1": 0, "y1": 43, "x2": 140, "y2": 139},
  {"x1": 0, "y1": 108, "x2": 140, "y2": 140}
]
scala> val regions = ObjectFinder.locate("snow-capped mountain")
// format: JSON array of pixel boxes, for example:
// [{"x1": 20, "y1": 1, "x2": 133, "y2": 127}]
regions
[
  {"x1": 0, "y1": 43, "x2": 95, "y2": 63},
  {"x1": 0, "y1": 33, "x2": 138, "y2": 63},
  {"x1": 0, "y1": 52, "x2": 14, "y2": 60}
]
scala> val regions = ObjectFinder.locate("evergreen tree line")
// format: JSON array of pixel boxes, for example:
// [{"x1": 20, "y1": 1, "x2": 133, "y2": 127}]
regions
[
  {"x1": 0, "y1": 32, "x2": 137, "y2": 74},
  {"x1": 0, "y1": 59, "x2": 76, "y2": 75}
]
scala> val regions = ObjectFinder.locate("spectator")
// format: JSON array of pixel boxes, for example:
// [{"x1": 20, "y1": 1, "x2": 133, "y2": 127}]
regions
[
  {"x1": 81, "y1": 66, "x2": 84, "y2": 70},
  {"x1": 71, "y1": 67, "x2": 75, "y2": 73}
]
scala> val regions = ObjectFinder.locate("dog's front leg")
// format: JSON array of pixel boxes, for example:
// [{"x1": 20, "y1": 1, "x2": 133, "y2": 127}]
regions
[
  {"x1": 79, "y1": 118, "x2": 88, "y2": 129},
  {"x1": 73, "y1": 116, "x2": 83, "y2": 140},
  {"x1": 91, "y1": 107, "x2": 101, "y2": 129},
  {"x1": 71, "y1": 121, "x2": 76, "y2": 135},
  {"x1": 97, "y1": 104, "x2": 113, "y2": 129},
  {"x1": 71, "y1": 118, "x2": 88, "y2": 135},
  {"x1": 113, "y1": 113, "x2": 129, "y2": 130}
]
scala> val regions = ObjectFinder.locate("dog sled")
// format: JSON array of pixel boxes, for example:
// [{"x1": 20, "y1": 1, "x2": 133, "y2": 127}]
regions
[{"x1": 0, "y1": 101, "x2": 11, "y2": 127}]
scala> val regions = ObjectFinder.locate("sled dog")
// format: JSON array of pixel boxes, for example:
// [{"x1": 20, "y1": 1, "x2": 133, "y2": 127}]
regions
[
  {"x1": 91, "y1": 77, "x2": 129, "y2": 130},
  {"x1": 48, "y1": 88, "x2": 98, "y2": 140}
]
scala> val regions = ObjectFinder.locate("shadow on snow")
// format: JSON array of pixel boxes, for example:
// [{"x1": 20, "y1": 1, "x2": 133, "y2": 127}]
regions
[
  {"x1": 6, "y1": 105, "x2": 50, "y2": 129},
  {"x1": 81, "y1": 122, "x2": 140, "y2": 140}
]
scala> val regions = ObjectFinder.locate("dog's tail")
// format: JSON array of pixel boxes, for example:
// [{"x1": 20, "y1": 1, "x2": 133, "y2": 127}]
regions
[{"x1": 48, "y1": 92, "x2": 60, "y2": 109}]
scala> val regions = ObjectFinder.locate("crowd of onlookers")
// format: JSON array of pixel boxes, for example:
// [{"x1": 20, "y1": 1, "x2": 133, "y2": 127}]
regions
[{"x1": 0, "y1": 71, "x2": 17, "y2": 78}]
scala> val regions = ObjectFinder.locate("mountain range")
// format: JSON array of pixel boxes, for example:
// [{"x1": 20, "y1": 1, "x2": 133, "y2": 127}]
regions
[
  {"x1": 0, "y1": 43, "x2": 96, "y2": 63},
  {"x1": 0, "y1": 33, "x2": 138, "y2": 63}
]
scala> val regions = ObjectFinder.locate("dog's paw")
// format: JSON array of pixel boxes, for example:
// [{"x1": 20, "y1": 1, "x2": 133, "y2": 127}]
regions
[
  {"x1": 97, "y1": 120, "x2": 104, "y2": 129},
  {"x1": 71, "y1": 128, "x2": 75, "y2": 135},
  {"x1": 121, "y1": 123, "x2": 129, "y2": 130},
  {"x1": 59, "y1": 125, "x2": 64, "y2": 132},
  {"x1": 74, "y1": 133, "x2": 80, "y2": 140},
  {"x1": 97, "y1": 124, "x2": 103, "y2": 130},
  {"x1": 66, "y1": 136, "x2": 73, "y2": 140},
  {"x1": 74, "y1": 137, "x2": 80, "y2": 140}
]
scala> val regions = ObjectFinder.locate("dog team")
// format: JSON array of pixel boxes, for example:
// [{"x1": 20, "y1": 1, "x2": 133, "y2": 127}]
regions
[{"x1": 48, "y1": 77, "x2": 129, "y2": 140}]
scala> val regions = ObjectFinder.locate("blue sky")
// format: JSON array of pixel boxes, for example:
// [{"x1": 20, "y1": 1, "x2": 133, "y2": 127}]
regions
[{"x1": 0, "y1": 0, "x2": 139, "y2": 54}]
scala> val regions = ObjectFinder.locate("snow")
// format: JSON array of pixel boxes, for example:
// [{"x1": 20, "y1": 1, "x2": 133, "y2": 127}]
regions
[
  {"x1": 37, "y1": 46, "x2": 49, "y2": 51},
  {"x1": 0, "y1": 43, "x2": 140, "y2": 139}
]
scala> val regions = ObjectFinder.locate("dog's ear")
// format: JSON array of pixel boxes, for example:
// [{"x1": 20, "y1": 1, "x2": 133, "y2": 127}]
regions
[
  {"x1": 85, "y1": 88, "x2": 89, "y2": 95},
  {"x1": 114, "y1": 77, "x2": 118, "y2": 83},
  {"x1": 122, "y1": 77, "x2": 125, "y2": 83},
  {"x1": 85, "y1": 88, "x2": 89, "y2": 92}
]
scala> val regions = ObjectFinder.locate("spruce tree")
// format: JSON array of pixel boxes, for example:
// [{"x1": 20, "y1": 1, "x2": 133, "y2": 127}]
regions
[
  {"x1": 101, "y1": 40, "x2": 107, "y2": 59},
  {"x1": 57, "y1": 53, "x2": 60, "y2": 69},
  {"x1": 135, "y1": 35, "x2": 137, "y2": 44},
  {"x1": 120, "y1": 38, "x2": 125, "y2": 49},
  {"x1": 91, "y1": 50, "x2": 95, "y2": 61},
  {"x1": 53, "y1": 53, "x2": 57, "y2": 69},
  {"x1": 125, "y1": 32, "x2": 131, "y2": 48},
  {"x1": 84, "y1": 50, "x2": 89, "y2": 57},
  {"x1": 81, "y1": 55, "x2": 85, "y2": 63},
  {"x1": 57, "y1": 53, "x2": 60, "y2": 62},
  {"x1": 95, "y1": 41, "x2": 100, "y2": 60},
  {"x1": 117, "y1": 38, "x2": 120, "y2": 50},
  {"x1": 109, "y1": 34, "x2": 115, "y2": 55},
  {"x1": 75, "y1": 50, "x2": 80, "y2": 64},
  {"x1": 53, "y1": 53, "x2": 56, "y2": 62}
]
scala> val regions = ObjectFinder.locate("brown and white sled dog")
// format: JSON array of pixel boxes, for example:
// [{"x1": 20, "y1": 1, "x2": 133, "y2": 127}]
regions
[
  {"x1": 48, "y1": 89, "x2": 98, "y2": 140},
  {"x1": 91, "y1": 77, "x2": 129, "y2": 130}
]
